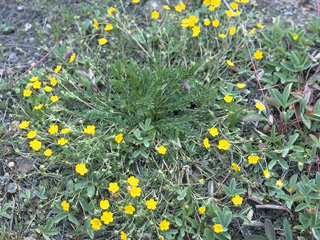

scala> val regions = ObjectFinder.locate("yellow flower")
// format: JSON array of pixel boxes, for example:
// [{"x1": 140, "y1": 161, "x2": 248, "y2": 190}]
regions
[
  {"x1": 30, "y1": 76, "x2": 38, "y2": 82},
  {"x1": 218, "y1": 139, "x2": 229, "y2": 150},
  {"x1": 115, "y1": 133, "x2": 123, "y2": 144},
  {"x1": 248, "y1": 28, "x2": 256, "y2": 35},
  {"x1": 203, "y1": 138, "x2": 210, "y2": 149},
  {"x1": 129, "y1": 186, "x2": 141, "y2": 197},
  {"x1": 212, "y1": 19, "x2": 220, "y2": 27},
  {"x1": 180, "y1": 2, "x2": 186, "y2": 10},
  {"x1": 276, "y1": 179, "x2": 283, "y2": 187},
  {"x1": 237, "y1": 83, "x2": 246, "y2": 89},
  {"x1": 292, "y1": 34, "x2": 298, "y2": 40},
  {"x1": 257, "y1": 23, "x2": 264, "y2": 29},
  {"x1": 30, "y1": 139, "x2": 42, "y2": 151},
  {"x1": 75, "y1": 163, "x2": 88, "y2": 175},
  {"x1": 57, "y1": 137, "x2": 68, "y2": 146},
  {"x1": 255, "y1": 103, "x2": 265, "y2": 111},
  {"x1": 229, "y1": 26, "x2": 236, "y2": 35},
  {"x1": 27, "y1": 130, "x2": 37, "y2": 139},
  {"x1": 32, "y1": 81, "x2": 41, "y2": 89},
  {"x1": 174, "y1": 5, "x2": 182, "y2": 12},
  {"x1": 199, "y1": 178, "x2": 204, "y2": 184},
  {"x1": 203, "y1": 0, "x2": 210, "y2": 5},
  {"x1": 100, "y1": 200, "x2": 110, "y2": 210},
  {"x1": 44, "y1": 86, "x2": 52, "y2": 92},
  {"x1": 232, "y1": 195, "x2": 243, "y2": 205},
  {"x1": 127, "y1": 176, "x2": 139, "y2": 187},
  {"x1": 83, "y1": 125, "x2": 96, "y2": 135},
  {"x1": 241, "y1": 0, "x2": 249, "y2": 3},
  {"x1": 192, "y1": 26, "x2": 201, "y2": 37},
  {"x1": 232, "y1": 163, "x2": 240, "y2": 171},
  {"x1": 132, "y1": 0, "x2": 140, "y2": 3},
  {"x1": 61, "y1": 201, "x2": 70, "y2": 211},
  {"x1": 146, "y1": 198, "x2": 157, "y2": 210},
  {"x1": 163, "y1": 5, "x2": 170, "y2": 10},
  {"x1": 124, "y1": 205, "x2": 135, "y2": 215},
  {"x1": 158, "y1": 145, "x2": 167, "y2": 155},
  {"x1": 91, "y1": 218, "x2": 102, "y2": 230},
  {"x1": 104, "y1": 24, "x2": 113, "y2": 31},
  {"x1": 211, "y1": 0, "x2": 221, "y2": 7},
  {"x1": 34, "y1": 103, "x2": 43, "y2": 110},
  {"x1": 224, "y1": 95, "x2": 233, "y2": 103},
  {"x1": 93, "y1": 19, "x2": 98, "y2": 29},
  {"x1": 48, "y1": 125, "x2": 59, "y2": 134},
  {"x1": 219, "y1": 34, "x2": 226, "y2": 39},
  {"x1": 159, "y1": 220, "x2": 170, "y2": 231},
  {"x1": 213, "y1": 223, "x2": 223, "y2": 233},
  {"x1": 108, "y1": 182, "x2": 119, "y2": 193},
  {"x1": 19, "y1": 121, "x2": 29, "y2": 129},
  {"x1": 50, "y1": 78, "x2": 57, "y2": 86},
  {"x1": 204, "y1": 19, "x2": 211, "y2": 26},
  {"x1": 209, "y1": 127, "x2": 219, "y2": 137},
  {"x1": 61, "y1": 128, "x2": 71, "y2": 134},
  {"x1": 108, "y1": 7, "x2": 116, "y2": 15},
  {"x1": 263, "y1": 169, "x2": 271, "y2": 179},
  {"x1": 198, "y1": 206, "x2": 206, "y2": 214},
  {"x1": 152, "y1": 10, "x2": 159, "y2": 19},
  {"x1": 227, "y1": 60, "x2": 234, "y2": 66},
  {"x1": 225, "y1": 10, "x2": 235, "y2": 17},
  {"x1": 230, "y1": 2, "x2": 238, "y2": 9},
  {"x1": 120, "y1": 231, "x2": 127, "y2": 240},
  {"x1": 288, "y1": 188, "x2": 292, "y2": 193},
  {"x1": 23, "y1": 88, "x2": 32, "y2": 97},
  {"x1": 69, "y1": 53, "x2": 76, "y2": 63},
  {"x1": 101, "y1": 211, "x2": 113, "y2": 225},
  {"x1": 235, "y1": 10, "x2": 241, "y2": 16},
  {"x1": 44, "y1": 149, "x2": 52, "y2": 157},
  {"x1": 248, "y1": 155, "x2": 259, "y2": 164},
  {"x1": 298, "y1": 162, "x2": 303, "y2": 166},
  {"x1": 51, "y1": 95, "x2": 59, "y2": 102},
  {"x1": 54, "y1": 65, "x2": 62, "y2": 73},
  {"x1": 98, "y1": 38, "x2": 108, "y2": 45},
  {"x1": 254, "y1": 50, "x2": 263, "y2": 60},
  {"x1": 208, "y1": 6, "x2": 216, "y2": 11}
]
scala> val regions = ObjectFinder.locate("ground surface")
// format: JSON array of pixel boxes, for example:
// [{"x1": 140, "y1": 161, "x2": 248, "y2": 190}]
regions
[{"x1": 0, "y1": 0, "x2": 319, "y2": 239}]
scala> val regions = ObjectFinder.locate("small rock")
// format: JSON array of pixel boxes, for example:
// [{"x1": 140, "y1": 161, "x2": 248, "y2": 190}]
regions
[
  {"x1": 7, "y1": 182, "x2": 17, "y2": 193},
  {"x1": 17, "y1": 5, "x2": 25, "y2": 11},
  {"x1": 8, "y1": 53, "x2": 18, "y2": 64},
  {"x1": 284, "y1": 11, "x2": 293, "y2": 16}
]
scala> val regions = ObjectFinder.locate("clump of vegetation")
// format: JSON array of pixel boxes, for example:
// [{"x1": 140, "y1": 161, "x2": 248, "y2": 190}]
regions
[{"x1": 2, "y1": 0, "x2": 320, "y2": 239}]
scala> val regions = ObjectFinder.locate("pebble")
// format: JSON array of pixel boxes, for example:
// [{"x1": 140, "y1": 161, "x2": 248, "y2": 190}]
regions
[
  {"x1": 284, "y1": 11, "x2": 293, "y2": 16},
  {"x1": 8, "y1": 53, "x2": 18, "y2": 63}
]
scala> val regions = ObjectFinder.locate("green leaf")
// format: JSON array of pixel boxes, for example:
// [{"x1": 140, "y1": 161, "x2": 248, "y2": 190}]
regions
[
  {"x1": 87, "y1": 183, "x2": 95, "y2": 196},
  {"x1": 287, "y1": 133, "x2": 299, "y2": 146},
  {"x1": 54, "y1": 212, "x2": 69, "y2": 223},
  {"x1": 265, "y1": 219, "x2": 276, "y2": 240},
  {"x1": 295, "y1": 203, "x2": 308, "y2": 211},
  {"x1": 175, "y1": 217, "x2": 183, "y2": 227},
  {"x1": 230, "y1": 178, "x2": 236, "y2": 194},
  {"x1": 45, "y1": 217, "x2": 54, "y2": 231},
  {"x1": 44, "y1": 229, "x2": 59, "y2": 236},
  {"x1": 68, "y1": 213, "x2": 79, "y2": 225},
  {"x1": 278, "y1": 159, "x2": 289, "y2": 170},
  {"x1": 283, "y1": 219, "x2": 293, "y2": 240}
]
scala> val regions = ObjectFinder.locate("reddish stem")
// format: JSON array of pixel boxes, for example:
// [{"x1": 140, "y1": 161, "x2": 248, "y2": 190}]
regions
[
  {"x1": 4, "y1": 31, "x2": 69, "y2": 94},
  {"x1": 185, "y1": 221, "x2": 191, "y2": 240},
  {"x1": 217, "y1": 170, "x2": 231, "y2": 199},
  {"x1": 317, "y1": 0, "x2": 320, "y2": 17},
  {"x1": 246, "y1": 44, "x2": 278, "y2": 128}
]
